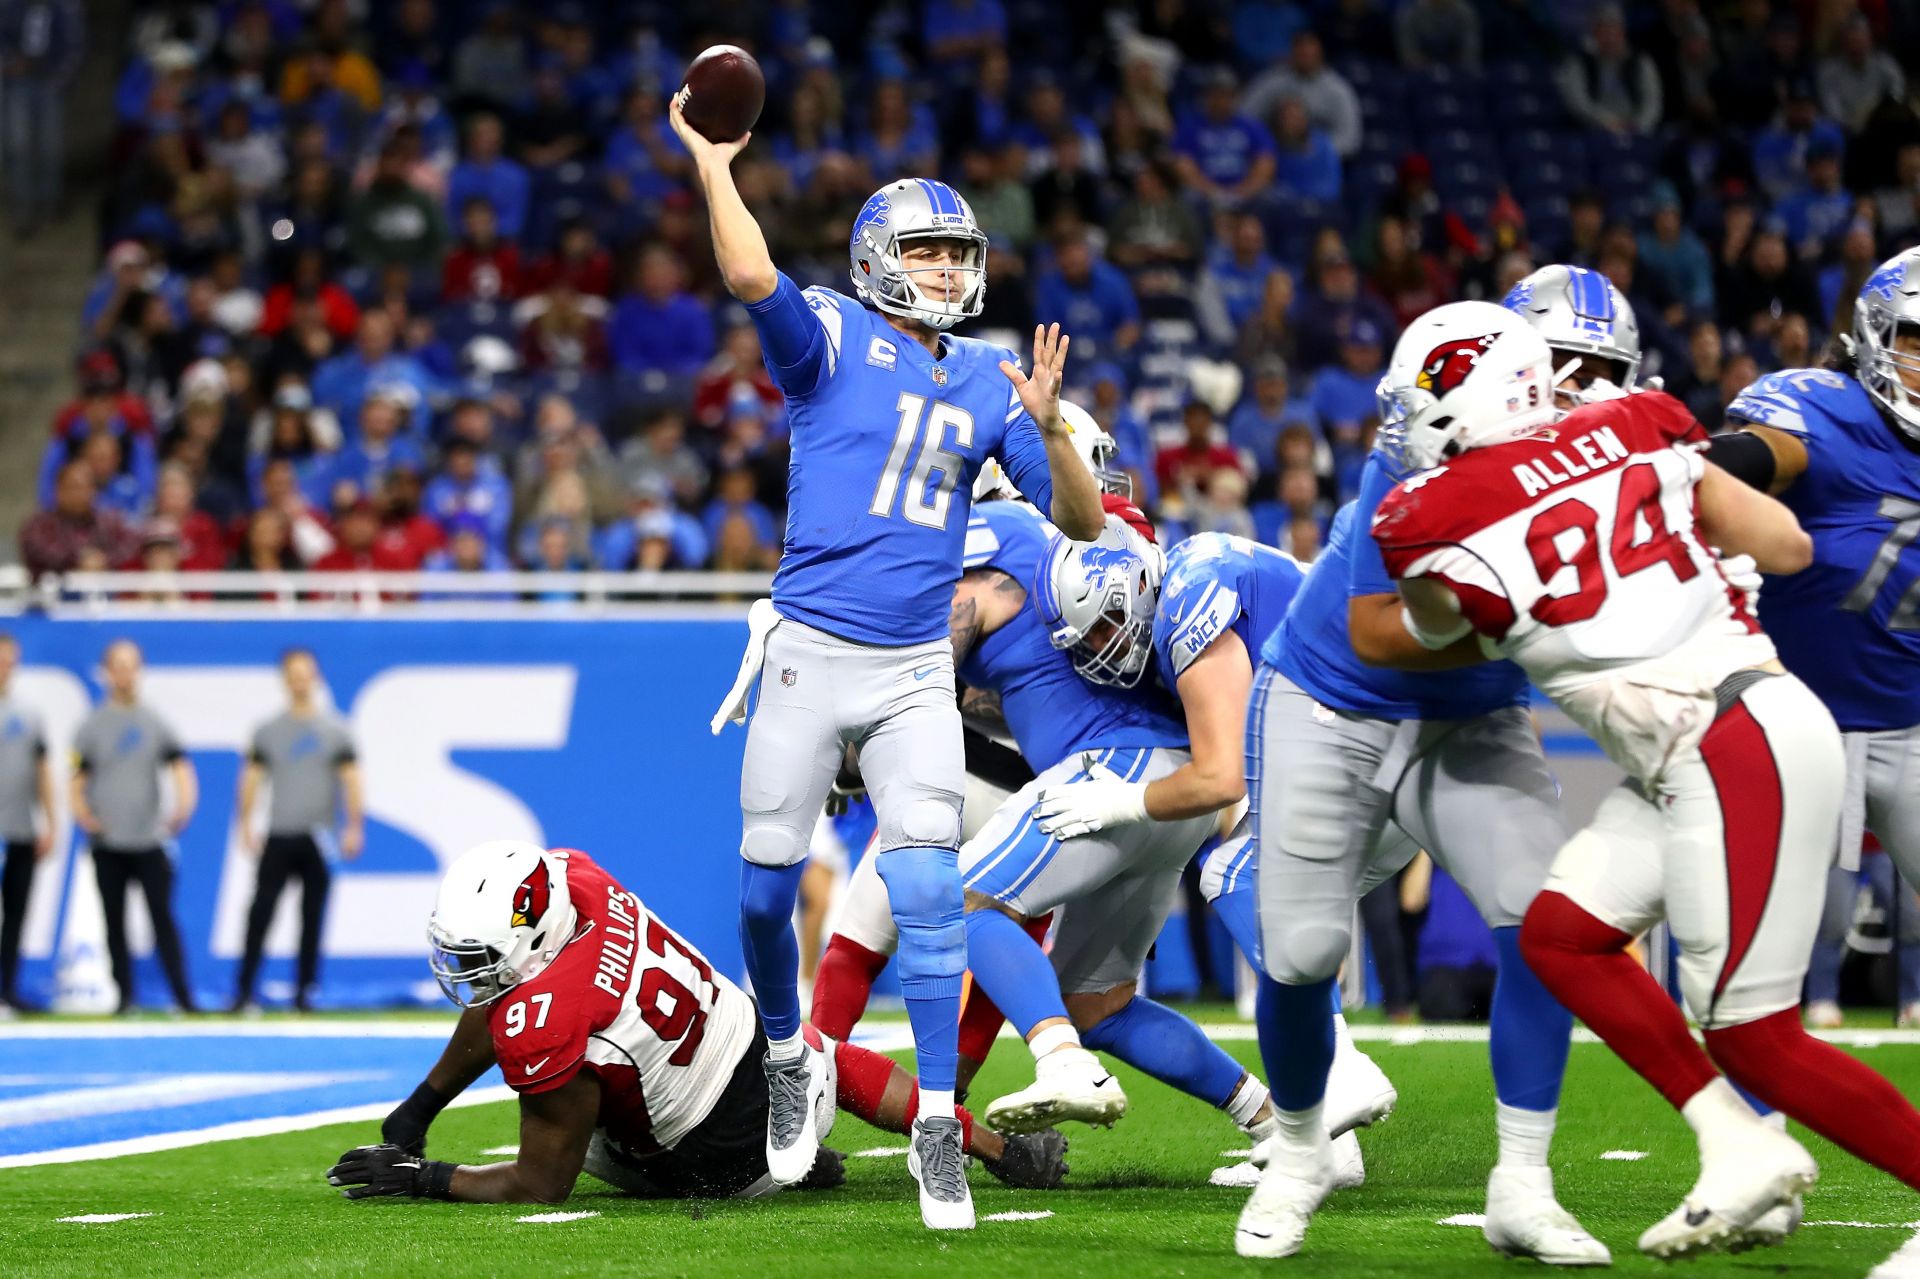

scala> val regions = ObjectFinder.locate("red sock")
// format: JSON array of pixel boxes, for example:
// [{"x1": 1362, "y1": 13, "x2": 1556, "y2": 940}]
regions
[
  {"x1": 1706, "y1": 1009, "x2": 1920, "y2": 1190},
  {"x1": 811, "y1": 935, "x2": 889, "y2": 1042},
  {"x1": 956, "y1": 914, "x2": 1050, "y2": 1065},
  {"x1": 833, "y1": 1041, "x2": 975, "y2": 1149},
  {"x1": 1520, "y1": 891, "x2": 1719, "y2": 1110}
]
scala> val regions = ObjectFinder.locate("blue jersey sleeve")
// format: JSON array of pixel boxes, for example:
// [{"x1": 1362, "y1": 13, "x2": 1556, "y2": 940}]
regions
[
  {"x1": 996, "y1": 402, "x2": 1058, "y2": 518},
  {"x1": 743, "y1": 273, "x2": 847, "y2": 400},
  {"x1": 1346, "y1": 455, "x2": 1401, "y2": 599}
]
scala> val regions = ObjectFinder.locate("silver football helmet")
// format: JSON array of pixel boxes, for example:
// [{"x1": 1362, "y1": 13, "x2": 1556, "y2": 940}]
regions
[
  {"x1": 848, "y1": 179, "x2": 988, "y2": 331},
  {"x1": 1502, "y1": 264, "x2": 1642, "y2": 394},
  {"x1": 1855, "y1": 247, "x2": 1920, "y2": 445},
  {"x1": 1036, "y1": 521, "x2": 1164, "y2": 687}
]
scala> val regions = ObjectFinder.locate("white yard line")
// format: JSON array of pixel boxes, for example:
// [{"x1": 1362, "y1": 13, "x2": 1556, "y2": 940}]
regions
[
  {"x1": 517, "y1": 1211, "x2": 599, "y2": 1224},
  {"x1": 851, "y1": 1147, "x2": 909, "y2": 1158},
  {"x1": 0, "y1": 1085, "x2": 516, "y2": 1169},
  {"x1": 58, "y1": 1213, "x2": 154, "y2": 1223},
  {"x1": 1437, "y1": 1213, "x2": 1488, "y2": 1227},
  {"x1": 1599, "y1": 1150, "x2": 1649, "y2": 1161},
  {"x1": 982, "y1": 1210, "x2": 1054, "y2": 1222}
]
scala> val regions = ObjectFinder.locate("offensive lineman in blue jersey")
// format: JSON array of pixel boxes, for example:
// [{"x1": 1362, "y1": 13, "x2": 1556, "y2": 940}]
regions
[
  {"x1": 1216, "y1": 270, "x2": 1635, "y2": 1263},
  {"x1": 1712, "y1": 247, "x2": 1920, "y2": 969},
  {"x1": 670, "y1": 97, "x2": 1102, "y2": 1231},
  {"x1": 1031, "y1": 529, "x2": 1400, "y2": 1148}
]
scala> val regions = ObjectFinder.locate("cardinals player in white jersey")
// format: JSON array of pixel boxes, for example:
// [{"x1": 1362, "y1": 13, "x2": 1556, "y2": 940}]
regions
[
  {"x1": 1359, "y1": 301, "x2": 1920, "y2": 1258},
  {"x1": 325, "y1": 842, "x2": 1064, "y2": 1205}
]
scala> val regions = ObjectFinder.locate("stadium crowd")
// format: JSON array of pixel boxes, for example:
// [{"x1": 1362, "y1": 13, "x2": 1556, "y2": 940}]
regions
[{"x1": 17, "y1": 0, "x2": 1920, "y2": 583}]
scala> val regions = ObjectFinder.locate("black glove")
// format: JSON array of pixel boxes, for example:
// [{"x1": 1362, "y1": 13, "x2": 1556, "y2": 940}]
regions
[
  {"x1": 381, "y1": 1082, "x2": 449, "y2": 1156},
  {"x1": 825, "y1": 747, "x2": 865, "y2": 818},
  {"x1": 327, "y1": 1144, "x2": 457, "y2": 1200}
]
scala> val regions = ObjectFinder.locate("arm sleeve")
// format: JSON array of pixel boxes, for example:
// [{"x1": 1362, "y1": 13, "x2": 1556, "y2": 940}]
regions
[
  {"x1": 1702, "y1": 430, "x2": 1778, "y2": 491},
  {"x1": 1371, "y1": 495, "x2": 1520, "y2": 641},
  {"x1": 743, "y1": 272, "x2": 838, "y2": 400},
  {"x1": 995, "y1": 411, "x2": 1057, "y2": 518}
]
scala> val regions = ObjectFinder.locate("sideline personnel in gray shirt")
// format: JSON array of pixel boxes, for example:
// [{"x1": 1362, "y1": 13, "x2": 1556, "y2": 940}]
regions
[
  {"x1": 0, "y1": 633, "x2": 54, "y2": 1012},
  {"x1": 72, "y1": 639, "x2": 198, "y2": 1013},
  {"x1": 232, "y1": 648, "x2": 362, "y2": 1013}
]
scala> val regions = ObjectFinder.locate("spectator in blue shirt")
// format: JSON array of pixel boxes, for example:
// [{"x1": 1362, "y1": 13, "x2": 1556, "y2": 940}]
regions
[
  {"x1": 922, "y1": 0, "x2": 1006, "y2": 82},
  {"x1": 422, "y1": 435, "x2": 513, "y2": 554},
  {"x1": 1173, "y1": 68, "x2": 1276, "y2": 207},
  {"x1": 703, "y1": 466, "x2": 781, "y2": 571},
  {"x1": 608, "y1": 245, "x2": 717, "y2": 381},
  {"x1": 856, "y1": 78, "x2": 940, "y2": 181},
  {"x1": 1078, "y1": 362, "x2": 1156, "y2": 507},
  {"x1": 311, "y1": 310, "x2": 436, "y2": 437},
  {"x1": 446, "y1": 112, "x2": 530, "y2": 242},
  {"x1": 1268, "y1": 96, "x2": 1341, "y2": 205},
  {"x1": 1228, "y1": 355, "x2": 1317, "y2": 478},
  {"x1": 333, "y1": 385, "x2": 428, "y2": 498},
  {"x1": 1009, "y1": 73, "x2": 1104, "y2": 178},
  {"x1": 1198, "y1": 213, "x2": 1278, "y2": 344},
  {"x1": 1752, "y1": 80, "x2": 1847, "y2": 203},
  {"x1": 1636, "y1": 182, "x2": 1714, "y2": 318},
  {"x1": 595, "y1": 474, "x2": 709, "y2": 571},
  {"x1": 1775, "y1": 140, "x2": 1854, "y2": 261},
  {"x1": 1309, "y1": 317, "x2": 1386, "y2": 496},
  {"x1": 424, "y1": 514, "x2": 512, "y2": 579},
  {"x1": 1033, "y1": 233, "x2": 1141, "y2": 361},
  {"x1": 604, "y1": 89, "x2": 687, "y2": 213}
]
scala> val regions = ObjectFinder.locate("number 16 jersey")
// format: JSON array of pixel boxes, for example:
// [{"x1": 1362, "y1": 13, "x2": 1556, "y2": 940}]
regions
[
  {"x1": 488, "y1": 850, "x2": 755, "y2": 1155},
  {"x1": 1369, "y1": 390, "x2": 1771, "y2": 707},
  {"x1": 747, "y1": 273, "x2": 1060, "y2": 646}
]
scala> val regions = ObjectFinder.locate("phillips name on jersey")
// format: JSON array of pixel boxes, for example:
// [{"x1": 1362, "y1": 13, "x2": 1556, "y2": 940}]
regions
[{"x1": 487, "y1": 850, "x2": 755, "y2": 1155}]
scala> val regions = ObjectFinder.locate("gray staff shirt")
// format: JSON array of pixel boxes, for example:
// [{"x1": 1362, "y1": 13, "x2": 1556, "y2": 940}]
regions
[
  {"x1": 73, "y1": 703, "x2": 182, "y2": 849},
  {"x1": 0, "y1": 694, "x2": 47, "y2": 843},
  {"x1": 250, "y1": 710, "x2": 354, "y2": 836}
]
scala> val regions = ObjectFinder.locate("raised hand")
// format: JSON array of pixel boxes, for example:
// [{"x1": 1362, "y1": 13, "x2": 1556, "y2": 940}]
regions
[
  {"x1": 1000, "y1": 323, "x2": 1071, "y2": 438},
  {"x1": 667, "y1": 91, "x2": 751, "y2": 169}
]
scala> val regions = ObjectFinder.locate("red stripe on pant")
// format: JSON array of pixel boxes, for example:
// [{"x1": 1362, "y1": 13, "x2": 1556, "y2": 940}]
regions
[{"x1": 1698, "y1": 699, "x2": 1784, "y2": 1017}]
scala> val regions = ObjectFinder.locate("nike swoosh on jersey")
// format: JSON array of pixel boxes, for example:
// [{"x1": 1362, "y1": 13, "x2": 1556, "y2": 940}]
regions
[
  {"x1": 912, "y1": 668, "x2": 937, "y2": 681},
  {"x1": 526, "y1": 1057, "x2": 552, "y2": 1075}
]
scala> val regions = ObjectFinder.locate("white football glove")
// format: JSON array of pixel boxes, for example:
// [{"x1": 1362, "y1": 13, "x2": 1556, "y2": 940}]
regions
[
  {"x1": 1033, "y1": 754, "x2": 1151, "y2": 838},
  {"x1": 1714, "y1": 549, "x2": 1762, "y2": 611}
]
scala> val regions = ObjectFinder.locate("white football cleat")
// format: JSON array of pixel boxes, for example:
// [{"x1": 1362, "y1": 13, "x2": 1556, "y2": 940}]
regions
[
  {"x1": 1210, "y1": 1160, "x2": 1261, "y2": 1188},
  {"x1": 1638, "y1": 1122, "x2": 1817, "y2": 1259},
  {"x1": 1741, "y1": 1193, "x2": 1804, "y2": 1249},
  {"x1": 1804, "y1": 999, "x2": 1843, "y2": 1029},
  {"x1": 1328, "y1": 1129, "x2": 1366, "y2": 1190},
  {"x1": 1484, "y1": 1166, "x2": 1610, "y2": 1266},
  {"x1": 763, "y1": 1042, "x2": 829, "y2": 1186},
  {"x1": 983, "y1": 1046, "x2": 1126, "y2": 1134},
  {"x1": 908, "y1": 1116, "x2": 976, "y2": 1230},
  {"x1": 1235, "y1": 1132, "x2": 1334, "y2": 1259},
  {"x1": 1325, "y1": 1034, "x2": 1397, "y2": 1138}
]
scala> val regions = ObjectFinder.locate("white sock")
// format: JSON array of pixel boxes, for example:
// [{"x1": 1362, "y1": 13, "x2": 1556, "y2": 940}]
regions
[
  {"x1": 1275, "y1": 1102, "x2": 1324, "y2": 1147},
  {"x1": 1225, "y1": 1075, "x2": 1272, "y2": 1130},
  {"x1": 1028, "y1": 1022, "x2": 1081, "y2": 1060},
  {"x1": 920, "y1": 1088, "x2": 956, "y2": 1120},
  {"x1": 1759, "y1": 1109, "x2": 1788, "y2": 1133},
  {"x1": 767, "y1": 1031, "x2": 805, "y2": 1061},
  {"x1": 1495, "y1": 1101, "x2": 1556, "y2": 1168},
  {"x1": 1681, "y1": 1077, "x2": 1759, "y2": 1144}
]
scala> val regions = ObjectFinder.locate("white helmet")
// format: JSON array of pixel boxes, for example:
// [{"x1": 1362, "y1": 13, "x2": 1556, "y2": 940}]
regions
[
  {"x1": 1855, "y1": 247, "x2": 1920, "y2": 446},
  {"x1": 973, "y1": 399, "x2": 1126, "y2": 502},
  {"x1": 1502, "y1": 264, "x2": 1642, "y2": 393},
  {"x1": 1035, "y1": 519, "x2": 1164, "y2": 687},
  {"x1": 1376, "y1": 301, "x2": 1557, "y2": 473},
  {"x1": 427, "y1": 840, "x2": 580, "y2": 1008},
  {"x1": 848, "y1": 178, "x2": 988, "y2": 331}
]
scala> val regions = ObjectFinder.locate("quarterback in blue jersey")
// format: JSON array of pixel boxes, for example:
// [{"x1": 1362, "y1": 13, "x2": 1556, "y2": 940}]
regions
[
  {"x1": 671, "y1": 96, "x2": 1102, "y2": 1231},
  {"x1": 1714, "y1": 248, "x2": 1920, "y2": 962}
]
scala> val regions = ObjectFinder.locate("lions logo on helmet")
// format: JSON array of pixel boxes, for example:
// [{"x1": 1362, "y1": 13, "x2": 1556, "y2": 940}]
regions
[
  {"x1": 1416, "y1": 335, "x2": 1498, "y2": 396},
  {"x1": 511, "y1": 860, "x2": 551, "y2": 930}
]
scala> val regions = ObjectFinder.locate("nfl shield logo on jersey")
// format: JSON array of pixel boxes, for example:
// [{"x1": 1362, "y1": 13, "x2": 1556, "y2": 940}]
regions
[
  {"x1": 932, "y1": 366, "x2": 949, "y2": 387},
  {"x1": 781, "y1": 667, "x2": 797, "y2": 687}
]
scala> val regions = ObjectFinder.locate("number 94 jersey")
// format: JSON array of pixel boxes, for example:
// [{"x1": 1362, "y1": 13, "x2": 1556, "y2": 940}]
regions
[
  {"x1": 754, "y1": 275, "x2": 1059, "y2": 646},
  {"x1": 1371, "y1": 391, "x2": 1770, "y2": 704},
  {"x1": 487, "y1": 850, "x2": 755, "y2": 1155},
  {"x1": 1726, "y1": 368, "x2": 1920, "y2": 732}
]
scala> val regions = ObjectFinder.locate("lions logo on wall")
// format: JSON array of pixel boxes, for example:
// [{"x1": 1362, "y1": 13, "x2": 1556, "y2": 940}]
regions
[
  {"x1": 1416, "y1": 334, "x2": 1499, "y2": 395},
  {"x1": 511, "y1": 860, "x2": 551, "y2": 930}
]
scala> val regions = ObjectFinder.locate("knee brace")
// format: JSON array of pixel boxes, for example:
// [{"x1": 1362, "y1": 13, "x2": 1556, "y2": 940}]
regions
[
  {"x1": 872, "y1": 795, "x2": 962, "y2": 855},
  {"x1": 740, "y1": 820, "x2": 810, "y2": 868},
  {"x1": 878, "y1": 846, "x2": 964, "y2": 992},
  {"x1": 1265, "y1": 920, "x2": 1350, "y2": 986}
]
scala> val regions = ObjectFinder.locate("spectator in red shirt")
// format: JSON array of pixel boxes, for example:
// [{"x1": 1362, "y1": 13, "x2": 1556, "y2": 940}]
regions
[
  {"x1": 19, "y1": 461, "x2": 141, "y2": 579},
  {"x1": 260, "y1": 248, "x2": 362, "y2": 340},
  {"x1": 691, "y1": 321, "x2": 783, "y2": 432},
  {"x1": 441, "y1": 197, "x2": 521, "y2": 303},
  {"x1": 518, "y1": 278, "x2": 609, "y2": 374},
  {"x1": 377, "y1": 467, "x2": 444, "y2": 566},
  {"x1": 146, "y1": 462, "x2": 229, "y2": 571},
  {"x1": 523, "y1": 219, "x2": 613, "y2": 298},
  {"x1": 1154, "y1": 398, "x2": 1245, "y2": 505},
  {"x1": 312, "y1": 499, "x2": 417, "y2": 572}
]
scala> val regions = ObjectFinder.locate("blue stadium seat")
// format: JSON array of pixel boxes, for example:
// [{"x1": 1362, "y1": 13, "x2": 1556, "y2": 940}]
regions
[
  {"x1": 1434, "y1": 158, "x2": 1501, "y2": 201},
  {"x1": 436, "y1": 301, "x2": 517, "y2": 350}
]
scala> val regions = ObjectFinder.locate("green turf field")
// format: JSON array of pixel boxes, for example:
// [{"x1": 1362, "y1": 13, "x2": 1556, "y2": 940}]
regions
[{"x1": 7, "y1": 1030, "x2": 1920, "y2": 1279}]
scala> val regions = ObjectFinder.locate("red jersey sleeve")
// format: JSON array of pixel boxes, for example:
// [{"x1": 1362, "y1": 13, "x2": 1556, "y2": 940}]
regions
[
  {"x1": 1569, "y1": 388, "x2": 1707, "y2": 450},
  {"x1": 1371, "y1": 475, "x2": 1520, "y2": 640},
  {"x1": 488, "y1": 849, "x2": 616, "y2": 1095}
]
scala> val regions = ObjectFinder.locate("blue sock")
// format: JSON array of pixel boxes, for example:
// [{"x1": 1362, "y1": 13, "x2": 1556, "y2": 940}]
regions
[
  {"x1": 1490, "y1": 926, "x2": 1571, "y2": 1111},
  {"x1": 878, "y1": 846, "x2": 965, "y2": 1092},
  {"x1": 739, "y1": 861, "x2": 805, "y2": 1040},
  {"x1": 1257, "y1": 975, "x2": 1336, "y2": 1112},
  {"x1": 1084, "y1": 996, "x2": 1246, "y2": 1107},
  {"x1": 1214, "y1": 884, "x2": 1264, "y2": 972},
  {"x1": 964, "y1": 907, "x2": 1069, "y2": 1034}
]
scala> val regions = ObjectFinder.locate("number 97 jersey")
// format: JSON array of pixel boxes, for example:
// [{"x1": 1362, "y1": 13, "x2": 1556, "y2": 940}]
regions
[
  {"x1": 487, "y1": 850, "x2": 756, "y2": 1156},
  {"x1": 1370, "y1": 390, "x2": 1770, "y2": 702}
]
